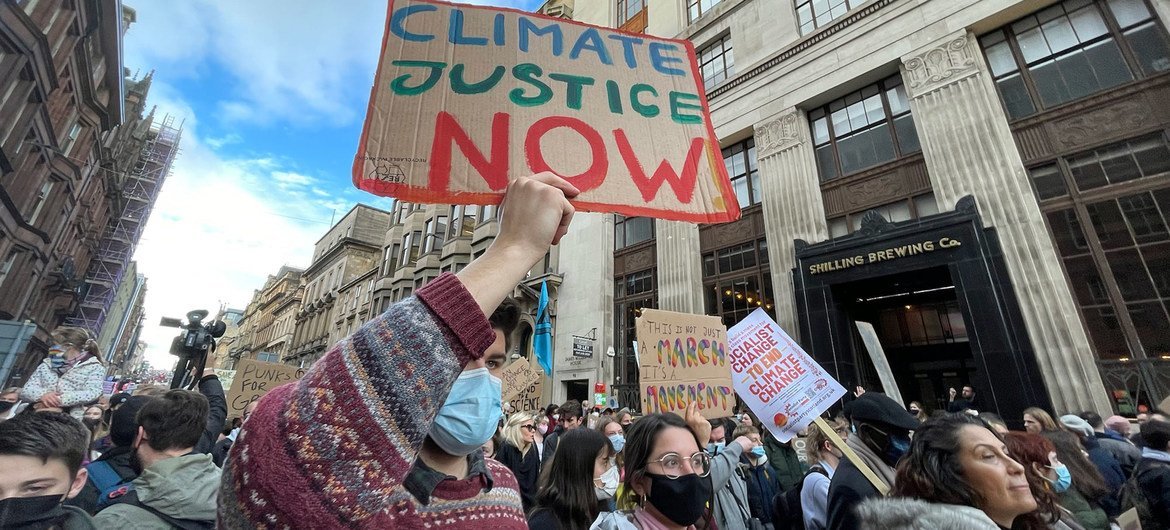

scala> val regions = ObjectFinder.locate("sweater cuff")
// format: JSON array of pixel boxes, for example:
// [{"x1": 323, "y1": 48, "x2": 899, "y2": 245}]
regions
[{"x1": 416, "y1": 273, "x2": 497, "y2": 366}]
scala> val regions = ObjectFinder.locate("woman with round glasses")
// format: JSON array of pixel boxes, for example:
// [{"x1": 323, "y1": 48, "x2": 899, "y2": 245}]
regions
[
  {"x1": 497, "y1": 412, "x2": 542, "y2": 512},
  {"x1": 593, "y1": 403, "x2": 716, "y2": 529}
]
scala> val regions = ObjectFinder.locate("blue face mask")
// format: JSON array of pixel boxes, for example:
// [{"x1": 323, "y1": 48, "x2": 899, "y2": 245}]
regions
[
  {"x1": 608, "y1": 433, "x2": 625, "y2": 453},
  {"x1": 751, "y1": 445, "x2": 766, "y2": 458},
  {"x1": 707, "y1": 442, "x2": 725, "y2": 455},
  {"x1": 430, "y1": 368, "x2": 502, "y2": 456},
  {"x1": 884, "y1": 434, "x2": 912, "y2": 464},
  {"x1": 1048, "y1": 464, "x2": 1073, "y2": 493}
]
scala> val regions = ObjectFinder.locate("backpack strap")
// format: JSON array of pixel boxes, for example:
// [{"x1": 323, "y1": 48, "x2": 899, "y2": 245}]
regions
[{"x1": 108, "y1": 490, "x2": 214, "y2": 530}]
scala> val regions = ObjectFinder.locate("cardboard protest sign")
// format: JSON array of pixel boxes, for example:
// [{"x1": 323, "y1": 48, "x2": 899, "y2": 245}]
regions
[
  {"x1": 728, "y1": 308, "x2": 846, "y2": 442},
  {"x1": 501, "y1": 356, "x2": 541, "y2": 401},
  {"x1": 215, "y1": 369, "x2": 236, "y2": 394},
  {"x1": 636, "y1": 309, "x2": 734, "y2": 420},
  {"x1": 353, "y1": 0, "x2": 740, "y2": 224},
  {"x1": 225, "y1": 359, "x2": 306, "y2": 418}
]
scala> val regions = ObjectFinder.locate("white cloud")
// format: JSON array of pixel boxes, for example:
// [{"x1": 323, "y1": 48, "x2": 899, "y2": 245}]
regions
[
  {"x1": 272, "y1": 171, "x2": 316, "y2": 188},
  {"x1": 131, "y1": 113, "x2": 354, "y2": 369}
]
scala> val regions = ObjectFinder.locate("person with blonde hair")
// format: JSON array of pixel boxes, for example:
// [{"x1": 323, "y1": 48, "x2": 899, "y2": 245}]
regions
[
  {"x1": 801, "y1": 417, "x2": 848, "y2": 530},
  {"x1": 1023, "y1": 407, "x2": 1060, "y2": 434},
  {"x1": 496, "y1": 411, "x2": 542, "y2": 512},
  {"x1": 21, "y1": 327, "x2": 104, "y2": 419}
]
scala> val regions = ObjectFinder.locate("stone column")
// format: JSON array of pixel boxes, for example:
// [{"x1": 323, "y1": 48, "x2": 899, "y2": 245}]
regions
[
  {"x1": 901, "y1": 31, "x2": 1111, "y2": 413},
  {"x1": 754, "y1": 109, "x2": 830, "y2": 338},
  {"x1": 654, "y1": 220, "x2": 705, "y2": 314}
]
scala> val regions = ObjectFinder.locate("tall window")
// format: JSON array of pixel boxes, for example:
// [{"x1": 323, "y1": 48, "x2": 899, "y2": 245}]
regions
[
  {"x1": 449, "y1": 205, "x2": 479, "y2": 238},
  {"x1": 27, "y1": 181, "x2": 53, "y2": 224},
  {"x1": 423, "y1": 215, "x2": 447, "y2": 253},
  {"x1": 698, "y1": 35, "x2": 734, "y2": 91},
  {"x1": 400, "y1": 230, "x2": 421, "y2": 266},
  {"x1": 618, "y1": 0, "x2": 645, "y2": 25},
  {"x1": 795, "y1": 0, "x2": 861, "y2": 35},
  {"x1": 688, "y1": 0, "x2": 722, "y2": 22},
  {"x1": 0, "y1": 251, "x2": 17, "y2": 289},
  {"x1": 615, "y1": 216, "x2": 654, "y2": 250},
  {"x1": 723, "y1": 139, "x2": 760, "y2": 208},
  {"x1": 384, "y1": 243, "x2": 400, "y2": 274},
  {"x1": 614, "y1": 269, "x2": 657, "y2": 411},
  {"x1": 810, "y1": 75, "x2": 920, "y2": 181},
  {"x1": 702, "y1": 240, "x2": 775, "y2": 329},
  {"x1": 981, "y1": 0, "x2": 1170, "y2": 121},
  {"x1": 1033, "y1": 132, "x2": 1170, "y2": 360}
]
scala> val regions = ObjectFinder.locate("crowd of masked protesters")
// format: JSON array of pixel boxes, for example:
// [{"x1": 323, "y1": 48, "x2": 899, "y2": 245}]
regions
[{"x1": 6, "y1": 174, "x2": 1170, "y2": 530}]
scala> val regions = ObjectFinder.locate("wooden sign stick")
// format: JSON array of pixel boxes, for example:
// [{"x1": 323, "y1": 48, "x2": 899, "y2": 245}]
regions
[{"x1": 813, "y1": 416, "x2": 890, "y2": 496}]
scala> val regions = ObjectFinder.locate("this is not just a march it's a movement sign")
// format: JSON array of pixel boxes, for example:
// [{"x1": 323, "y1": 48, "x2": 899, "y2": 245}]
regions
[{"x1": 353, "y1": 0, "x2": 740, "y2": 224}]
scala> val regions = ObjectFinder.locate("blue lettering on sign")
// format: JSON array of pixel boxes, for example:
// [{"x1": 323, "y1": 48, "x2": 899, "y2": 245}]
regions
[
  {"x1": 389, "y1": 4, "x2": 436, "y2": 42},
  {"x1": 448, "y1": 9, "x2": 488, "y2": 46},
  {"x1": 649, "y1": 42, "x2": 686, "y2": 77},
  {"x1": 608, "y1": 34, "x2": 644, "y2": 69},
  {"x1": 518, "y1": 17, "x2": 564, "y2": 56},
  {"x1": 569, "y1": 28, "x2": 613, "y2": 65}
]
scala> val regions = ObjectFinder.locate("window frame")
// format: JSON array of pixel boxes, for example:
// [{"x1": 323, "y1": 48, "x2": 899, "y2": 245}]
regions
[
  {"x1": 617, "y1": 0, "x2": 646, "y2": 25},
  {"x1": 615, "y1": 215, "x2": 655, "y2": 250},
  {"x1": 795, "y1": 0, "x2": 862, "y2": 36},
  {"x1": 697, "y1": 34, "x2": 734, "y2": 91},
  {"x1": 979, "y1": 0, "x2": 1170, "y2": 121},
  {"x1": 722, "y1": 138, "x2": 761, "y2": 208},
  {"x1": 809, "y1": 74, "x2": 920, "y2": 182}
]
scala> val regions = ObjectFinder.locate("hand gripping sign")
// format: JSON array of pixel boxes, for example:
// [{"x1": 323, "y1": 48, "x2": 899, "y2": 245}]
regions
[{"x1": 353, "y1": 0, "x2": 741, "y2": 224}]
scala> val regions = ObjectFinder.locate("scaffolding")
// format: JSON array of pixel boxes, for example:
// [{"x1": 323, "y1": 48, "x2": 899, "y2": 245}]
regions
[{"x1": 65, "y1": 114, "x2": 181, "y2": 336}]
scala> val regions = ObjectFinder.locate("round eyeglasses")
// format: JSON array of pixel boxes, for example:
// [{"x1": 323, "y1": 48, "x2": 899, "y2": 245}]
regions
[{"x1": 647, "y1": 451, "x2": 712, "y2": 479}]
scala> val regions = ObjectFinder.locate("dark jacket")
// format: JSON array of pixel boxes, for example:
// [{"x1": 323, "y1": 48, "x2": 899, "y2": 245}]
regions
[
  {"x1": 1095, "y1": 432, "x2": 1140, "y2": 478},
  {"x1": 194, "y1": 375, "x2": 226, "y2": 455},
  {"x1": 825, "y1": 458, "x2": 880, "y2": 530},
  {"x1": 542, "y1": 425, "x2": 566, "y2": 465},
  {"x1": 212, "y1": 436, "x2": 233, "y2": 467},
  {"x1": 740, "y1": 453, "x2": 783, "y2": 526},
  {"x1": 763, "y1": 429, "x2": 807, "y2": 490},
  {"x1": 945, "y1": 397, "x2": 978, "y2": 413},
  {"x1": 496, "y1": 441, "x2": 541, "y2": 512},
  {"x1": 67, "y1": 445, "x2": 136, "y2": 514},
  {"x1": 1135, "y1": 456, "x2": 1170, "y2": 528},
  {"x1": 1084, "y1": 436, "x2": 1125, "y2": 516}
]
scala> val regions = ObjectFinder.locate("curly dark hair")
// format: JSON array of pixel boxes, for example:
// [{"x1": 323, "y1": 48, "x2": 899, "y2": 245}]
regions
[{"x1": 892, "y1": 413, "x2": 1060, "y2": 530}]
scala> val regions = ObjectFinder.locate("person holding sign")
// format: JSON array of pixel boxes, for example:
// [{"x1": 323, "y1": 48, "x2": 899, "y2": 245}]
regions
[
  {"x1": 826, "y1": 392, "x2": 921, "y2": 530},
  {"x1": 218, "y1": 173, "x2": 578, "y2": 529}
]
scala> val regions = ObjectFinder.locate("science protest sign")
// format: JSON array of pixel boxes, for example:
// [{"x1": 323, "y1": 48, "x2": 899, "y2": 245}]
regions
[
  {"x1": 225, "y1": 359, "x2": 306, "y2": 418},
  {"x1": 353, "y1": 0, "x2": 740, "y2": 224},
  {"x1": 727, "y1": 308, "x2": 846, "y2": 443},
  {"x1": 636, "y1": 309, "x2": 734, "y2": 420},
  {"x1": 501, "y1": 357, "x2": 544, "y2": 412}
]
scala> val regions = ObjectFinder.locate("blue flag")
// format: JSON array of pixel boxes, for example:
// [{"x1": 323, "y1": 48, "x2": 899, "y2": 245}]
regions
[{"x1": 534, "y1": 280, "x2": 552, "y2": 376}]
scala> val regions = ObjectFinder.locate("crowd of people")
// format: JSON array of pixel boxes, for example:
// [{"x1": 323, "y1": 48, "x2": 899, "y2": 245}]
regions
[{"x1": 4, "y1": 174, "x2": 1170, "y2": 530}]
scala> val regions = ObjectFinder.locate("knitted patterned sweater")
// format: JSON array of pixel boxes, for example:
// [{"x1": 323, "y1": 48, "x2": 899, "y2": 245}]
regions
[{"x1": 217, "y1": 273, "x2": 527, "y2": 529}]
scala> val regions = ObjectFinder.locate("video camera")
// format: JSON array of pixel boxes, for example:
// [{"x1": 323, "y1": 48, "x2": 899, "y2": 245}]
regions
[{"x1": 160, "y1": 309, "x2": 226, "y2": 389}]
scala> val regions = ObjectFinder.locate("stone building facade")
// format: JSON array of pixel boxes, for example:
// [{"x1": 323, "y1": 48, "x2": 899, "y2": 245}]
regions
[
  {"x1": 0, "y1": 1, "x2": 170, "y2": 386},
  {"x1": 563, "y1": 0, "x2": 1170, "y2": 421},
  {"x1": 288, "y1": 205, "x2": 390, "y2": 367}
]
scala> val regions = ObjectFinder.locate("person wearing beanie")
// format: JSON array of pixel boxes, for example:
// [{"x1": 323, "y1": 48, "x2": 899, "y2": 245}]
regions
[
  {"x1": 826, "y1": 392, "x2": 921, "y2": 530},
  {"x1": 1061, "y1": 414, "x2": 1126, "y2": 515},
  {"x1": 219, "y1": 174, "x2": 578, "y2": 529}
]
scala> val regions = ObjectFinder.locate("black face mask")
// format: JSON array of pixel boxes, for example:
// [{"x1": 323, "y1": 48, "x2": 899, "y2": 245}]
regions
[
  {"x1": 82, "y1": 418, "x2": 101, "y2": 430},
  {"x1": 645, "y1": 472, "x2": 712, "y2": 526},
  {"x1": 0, "y1": 401, "x2": 15, "y2": 414},
  {"x1": 0, "y1": 494, "x2": 67, "y2": 529}
]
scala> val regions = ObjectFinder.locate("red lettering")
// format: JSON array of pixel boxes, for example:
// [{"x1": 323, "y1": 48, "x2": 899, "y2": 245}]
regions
[
  {"x1": 428, "y1": 111, "x2": 510, "y2": 192},
  {"x1": 615, "y1": 131, "x2": 705, "y2": 204},
  {"x1": 525, "y1": 116, "x2": 607, "y2": 193}
]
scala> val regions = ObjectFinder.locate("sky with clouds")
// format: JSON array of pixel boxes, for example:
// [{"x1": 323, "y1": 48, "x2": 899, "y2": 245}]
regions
[{"x1": 124, "y1": 0, "x2": 545, "y2": 369}]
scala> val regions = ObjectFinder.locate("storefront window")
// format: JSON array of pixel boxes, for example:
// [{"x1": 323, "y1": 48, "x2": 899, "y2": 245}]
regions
[{"x1": 1036, "y1": 132, "x2": 1170, "y2": 360}]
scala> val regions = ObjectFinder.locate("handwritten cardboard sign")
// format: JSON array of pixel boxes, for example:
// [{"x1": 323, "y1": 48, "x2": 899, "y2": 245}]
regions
[
  {"x1": 353, "y1": 0, "x2": 740, "y2": 224},
  {"x1": 636, "y1": 309, "x2": 734, "y2": 420},
  {"x1": 728, "y1": 308, "x2": 846, "y2": 442},
  {"x1": 225, "y1": 359, "x2": 306, "y2": 418},
  {"x1": 501, "y1": 356, "x2": 542, "y2": 401}
]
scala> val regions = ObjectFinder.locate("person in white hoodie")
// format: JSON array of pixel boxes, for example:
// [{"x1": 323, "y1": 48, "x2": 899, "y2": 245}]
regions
[
  {"x1": 21, "y1": 327, "x2": 105, "y2": 420},
  {"x1": 856, "y1": 413, "x2": 1079, "y2": 530}
]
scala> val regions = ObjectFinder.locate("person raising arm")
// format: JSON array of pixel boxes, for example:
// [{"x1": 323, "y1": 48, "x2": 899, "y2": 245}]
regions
[{"x1": 218, "y1": 173, "x2": 577, "y2": 529}]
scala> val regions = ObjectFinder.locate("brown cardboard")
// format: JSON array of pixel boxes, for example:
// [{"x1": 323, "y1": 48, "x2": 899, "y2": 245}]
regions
[
  {"x1": 635, "y1": 309, "x2": 735, "y2": 420},
  {"x1": 501, "y1": 356, "x2": 541, "y2": 401},
  {"x1": 225, "y1": 359, "x2": 306, "y2": 418},
  {"x1": 353, "y1": 0, "x2": 740, "y2": 224}
]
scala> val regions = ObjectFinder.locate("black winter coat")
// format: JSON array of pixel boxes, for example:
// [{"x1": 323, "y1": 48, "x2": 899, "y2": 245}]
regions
[
  {"x1": 496, "y1": 441, "x2": 541, "y2": 512},
  {"x1": 825, "y1": 458, "x2": 881, "y2": 530}
]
